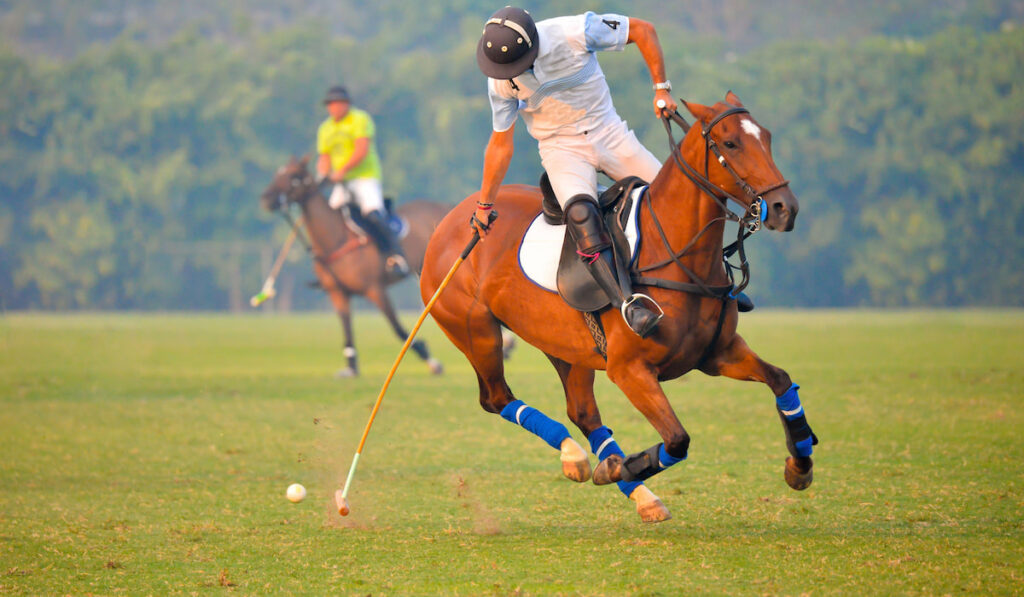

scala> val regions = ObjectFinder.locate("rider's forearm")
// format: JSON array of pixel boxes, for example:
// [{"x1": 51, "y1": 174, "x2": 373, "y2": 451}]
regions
[
  {"x1": 479, "y1": 127, "x2": 515, "y2": 206},
  {"x1": 316, "y1": 154, "x2": 331, "y2": 178},
  {"x1": 339, "y1": 138, "x2": 370, "y2": 174},
  {"x1": 627, "y1": 18, "x2": 669, "y2": 87}
]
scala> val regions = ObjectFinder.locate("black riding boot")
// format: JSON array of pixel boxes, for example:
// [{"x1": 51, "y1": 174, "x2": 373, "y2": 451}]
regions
[
  {"x1": 564, "y1": 195, "x2": 663, "y2": 338},
  {"x1": 362, "y1": 210, "x2": 409, "y2": 276}
]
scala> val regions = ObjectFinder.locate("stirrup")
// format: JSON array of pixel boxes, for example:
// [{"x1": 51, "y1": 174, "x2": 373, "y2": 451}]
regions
[{"x1": 621, "y1": 293, "x2": 665, "y2": 338}]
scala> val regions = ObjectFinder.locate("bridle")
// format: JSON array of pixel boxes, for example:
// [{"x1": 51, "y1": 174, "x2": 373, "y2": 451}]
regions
[
  {"x1": 633, "y1": 103, "x2": 790, "y2": 300},
  {"x1": 664, "y1": 104, "x2": 789, "y2": 234},
  {"x1": 273, "y1": 169, "x2": 318, "y2": 209},
  {"x1": 264, "y1": 168, "x2": 359, "y2": 293},
  {"x1": 265, "y1": 168, "x2": 318, "y2": 252}
]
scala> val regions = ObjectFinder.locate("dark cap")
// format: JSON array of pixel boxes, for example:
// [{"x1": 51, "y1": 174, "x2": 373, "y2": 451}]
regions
[
  {"x1": 323, "y1": 86, "x2": 351, "y2": 104},
  {"x1": 476, "y1": 7, "x2": 539, "y2": 79}
]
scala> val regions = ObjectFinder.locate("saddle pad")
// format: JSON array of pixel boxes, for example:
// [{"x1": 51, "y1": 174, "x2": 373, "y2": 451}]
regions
[{"x1": 519, "y1": 186, "x2": 646, "y2": 292}]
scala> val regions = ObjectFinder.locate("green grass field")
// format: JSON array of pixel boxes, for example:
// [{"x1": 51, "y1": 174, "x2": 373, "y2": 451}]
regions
[{"x1": 1, "y1": 311, "x2": 1022, "y2": 595}]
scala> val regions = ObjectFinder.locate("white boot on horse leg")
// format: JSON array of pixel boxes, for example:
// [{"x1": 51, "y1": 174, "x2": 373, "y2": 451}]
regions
[
  {"x1": 559, "y1": 438, "x2": 591, "y2": 483},
  {"x1": 629, "y1": 485, "x2": 671, "y2": 523},
  {"x1": 335, "y1": 367, "x2": 358, "y2": 379}
]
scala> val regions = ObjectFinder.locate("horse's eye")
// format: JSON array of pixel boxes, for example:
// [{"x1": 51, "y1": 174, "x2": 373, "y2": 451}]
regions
[{"x1": 724, "y1": 140, "x2": 737, "y2": 150}]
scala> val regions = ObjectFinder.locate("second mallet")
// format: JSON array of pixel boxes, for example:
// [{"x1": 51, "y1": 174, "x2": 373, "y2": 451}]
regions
[{"x1": 250, "y1": 223, "x2": 301, "y2": 307}]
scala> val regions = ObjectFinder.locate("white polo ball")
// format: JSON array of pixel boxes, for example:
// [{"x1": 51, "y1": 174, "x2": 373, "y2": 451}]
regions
[{"x1": 286, "y1": 483, "x2": 307, "y2": 503}]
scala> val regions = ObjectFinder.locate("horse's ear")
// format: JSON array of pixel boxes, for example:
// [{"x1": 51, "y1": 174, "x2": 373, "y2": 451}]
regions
[
  {"x1": 298, "y1": 154, "x2": 311, "y2": 168},
  {"x1": 288, "y1": 154, "x2": 297, "y2": 165},
  {"x1": 725, "y1": 90, "x2": 744, "y2": 108},
  {"x1": 685, "y1": 100, "x2": 714, "y2": 123}
]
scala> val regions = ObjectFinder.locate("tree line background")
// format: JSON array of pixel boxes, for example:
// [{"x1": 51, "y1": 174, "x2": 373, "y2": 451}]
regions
[{"x1": 1, "y1": 0, "x2": 1022, "y2": 310}]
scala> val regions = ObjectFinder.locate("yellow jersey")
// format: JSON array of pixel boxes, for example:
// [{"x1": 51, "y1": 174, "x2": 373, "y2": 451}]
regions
[{"x1": 316, "y1": 108, "x2": 382, "y2": 180}]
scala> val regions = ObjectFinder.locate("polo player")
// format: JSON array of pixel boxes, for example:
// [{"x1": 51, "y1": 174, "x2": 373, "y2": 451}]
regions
[
  {"x1": 471, "y1": 7, "x2": 675, "y2": 338},
  {"x1": 316, "y1": 86, "x2": 409, "y2": 276}
]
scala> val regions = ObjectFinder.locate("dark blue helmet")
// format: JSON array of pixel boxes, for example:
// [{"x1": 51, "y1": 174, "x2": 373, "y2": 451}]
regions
[{"x1": 476, "y1": 7, "x2": 539, "y2": 79}]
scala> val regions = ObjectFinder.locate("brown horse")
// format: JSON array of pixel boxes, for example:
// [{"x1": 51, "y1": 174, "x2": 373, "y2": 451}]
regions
[
  {"x1": 421, "y1": 92, "x2": 817, "y2": 522},
  {"x1": 261, "y1": 156, "x2": 450, "y2": 377}
]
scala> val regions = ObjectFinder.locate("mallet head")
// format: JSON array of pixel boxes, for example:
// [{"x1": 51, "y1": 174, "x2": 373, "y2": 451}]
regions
[{"x1": 335, "y1": 490, "x2": 350, "y2": 516}]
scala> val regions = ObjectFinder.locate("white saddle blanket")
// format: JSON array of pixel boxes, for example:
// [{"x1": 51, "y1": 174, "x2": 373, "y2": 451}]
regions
[{"x1": 518, "y1": 186, "x2": 646, "y2": 292}]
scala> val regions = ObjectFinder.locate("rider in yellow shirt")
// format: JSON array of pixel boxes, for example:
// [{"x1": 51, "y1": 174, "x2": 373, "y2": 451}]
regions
[{"x1": 316, "y1": 86, "x2": 408, "y2": 276}]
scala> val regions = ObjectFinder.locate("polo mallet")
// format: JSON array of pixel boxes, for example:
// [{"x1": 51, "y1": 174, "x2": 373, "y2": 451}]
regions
[
  {"x1": 336, "y1": 217, "x2": 492, "y2": 517},
  {"x1": 250, "y1": 224, "x2": 301, "y2": 307}
]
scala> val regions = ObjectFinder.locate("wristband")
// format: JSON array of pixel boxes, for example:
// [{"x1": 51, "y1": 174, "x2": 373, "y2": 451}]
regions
[{"x1": 653, "y1": 80, "x2": 672, "y2": 92}]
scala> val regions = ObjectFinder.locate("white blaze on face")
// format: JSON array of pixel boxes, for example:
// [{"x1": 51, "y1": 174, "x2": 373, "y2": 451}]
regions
[{"x1": 740, "y1": 118, "x2": 765, "y2": 149}]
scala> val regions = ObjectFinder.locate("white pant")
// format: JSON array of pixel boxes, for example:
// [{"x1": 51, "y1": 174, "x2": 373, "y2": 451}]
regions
[
  {"x1": 538, "y1": 118, "x2": 662, "y2": 207},
  {"x1": 328, "y1": 178, "x2": 385, "y2": 214}
]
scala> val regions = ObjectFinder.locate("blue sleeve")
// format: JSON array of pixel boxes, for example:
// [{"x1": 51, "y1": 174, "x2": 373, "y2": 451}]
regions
[
  {"x1": 488, "y1": 80, "x2": 522, "y2": 132},
  {"x1": 583, "y1": 12, "x2": 629, "y2": 52}
]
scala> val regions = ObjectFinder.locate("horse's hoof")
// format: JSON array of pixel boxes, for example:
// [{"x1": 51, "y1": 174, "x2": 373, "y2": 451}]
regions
[
  {"x1": 334, "y1": 367, "x2": 358, "y2": 379},
  {"x1": 784, "y1": 456, "x2": 814, "y2": 490},
  {"x1": 427, "y1": 358, "x2": 444, "y2": 376},
  {"x1": 559, "y1": 438, "x2": 591, "y2": 483},
  {"x1": 630, "y1": 486, "x2": 672, "y2": 523},
  {"x1": 592, "y1": 454, "x2": 623, "y2": 486}
]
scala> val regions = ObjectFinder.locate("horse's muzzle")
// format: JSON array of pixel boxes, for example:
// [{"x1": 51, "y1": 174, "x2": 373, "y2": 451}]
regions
[{"x1": 764, "y1": 186, "x2": 799, "y2": 232}]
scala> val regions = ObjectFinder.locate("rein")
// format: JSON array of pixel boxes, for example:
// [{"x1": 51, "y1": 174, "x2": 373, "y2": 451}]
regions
[{"x1": 632, "y1": 105, "x2": 789, "y2": 300}]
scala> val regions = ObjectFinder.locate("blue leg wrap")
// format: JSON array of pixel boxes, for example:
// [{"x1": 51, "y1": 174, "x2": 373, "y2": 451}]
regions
[
  {"x1": 587, "y1": 426, "x2": 642, "y2": 498},
  {"x1": 776, "y1": 384, "x2": 814, "y2": 457},
  {"x1": 658, "y1": 444, "x2": 685, "y2": 468},
  {"x1": 500, "y1": 400, "x2": 570, "y2": 450},
  {"x1": 776, "y1": 383, "x2": 803, "y2": 416}
]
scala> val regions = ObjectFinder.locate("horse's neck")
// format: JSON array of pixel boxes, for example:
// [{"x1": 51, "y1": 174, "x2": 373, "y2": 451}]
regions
[
  {"x1": 299, "y1": 192, "x2": 349, "y2": 256},
  {"x1": 641, "y1": 141, "x2": 729, "y2": 284}
]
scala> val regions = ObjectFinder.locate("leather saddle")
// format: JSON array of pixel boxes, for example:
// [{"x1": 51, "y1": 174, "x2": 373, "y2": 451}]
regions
[{"x1": 539, "y1": 172, "x2": 648, "y2": 312}]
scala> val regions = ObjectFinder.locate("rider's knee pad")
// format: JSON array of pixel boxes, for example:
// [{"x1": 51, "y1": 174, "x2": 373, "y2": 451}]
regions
[
  {"x1": 563, "y1": 195, "x2": 610, "y2": 253},
  {"x1": 563, "y1": 194, "x2": 599, "y2": 223}
]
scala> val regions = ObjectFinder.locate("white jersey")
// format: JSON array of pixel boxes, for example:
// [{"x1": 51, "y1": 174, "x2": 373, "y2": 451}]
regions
[{"x1": 487, "y1": 12, "x2": 630, "y2": 140}]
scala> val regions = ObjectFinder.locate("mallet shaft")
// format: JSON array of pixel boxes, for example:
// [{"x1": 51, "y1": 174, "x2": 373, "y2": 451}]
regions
[
  {"x1": 250, "y1": 223, "x2": 302, "y2": 307},
  {"x1": 338, "y1": 230, "x2": 483, "y2": 511}
]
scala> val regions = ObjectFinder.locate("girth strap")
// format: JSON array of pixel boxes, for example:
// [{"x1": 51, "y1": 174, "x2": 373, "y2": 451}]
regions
[{"x1": 321, "y1": 236, "x2": 368, "y2": 264}]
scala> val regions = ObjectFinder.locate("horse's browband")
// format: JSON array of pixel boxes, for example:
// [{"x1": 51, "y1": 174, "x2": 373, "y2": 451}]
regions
[{"x1": 702, "y1": 106, "x2": 749, "y2": 137}]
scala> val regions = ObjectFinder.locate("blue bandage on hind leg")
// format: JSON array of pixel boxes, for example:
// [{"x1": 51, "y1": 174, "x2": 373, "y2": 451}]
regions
[
  {"x1": 658, "y1": 444, "x2": 685, "y2": 468},
  {"x1": 776, "y1": 384, "x2": 814, "y2": 457},
  {"x1": 776, "y1": 383, "x2": 803, "y2": 417},
  {"x1": 587, "y1": 426, "x2": 642, "y2": 498},
  {"x1": 500, "y1": 400, "x2": 570, "y2": 450}
]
